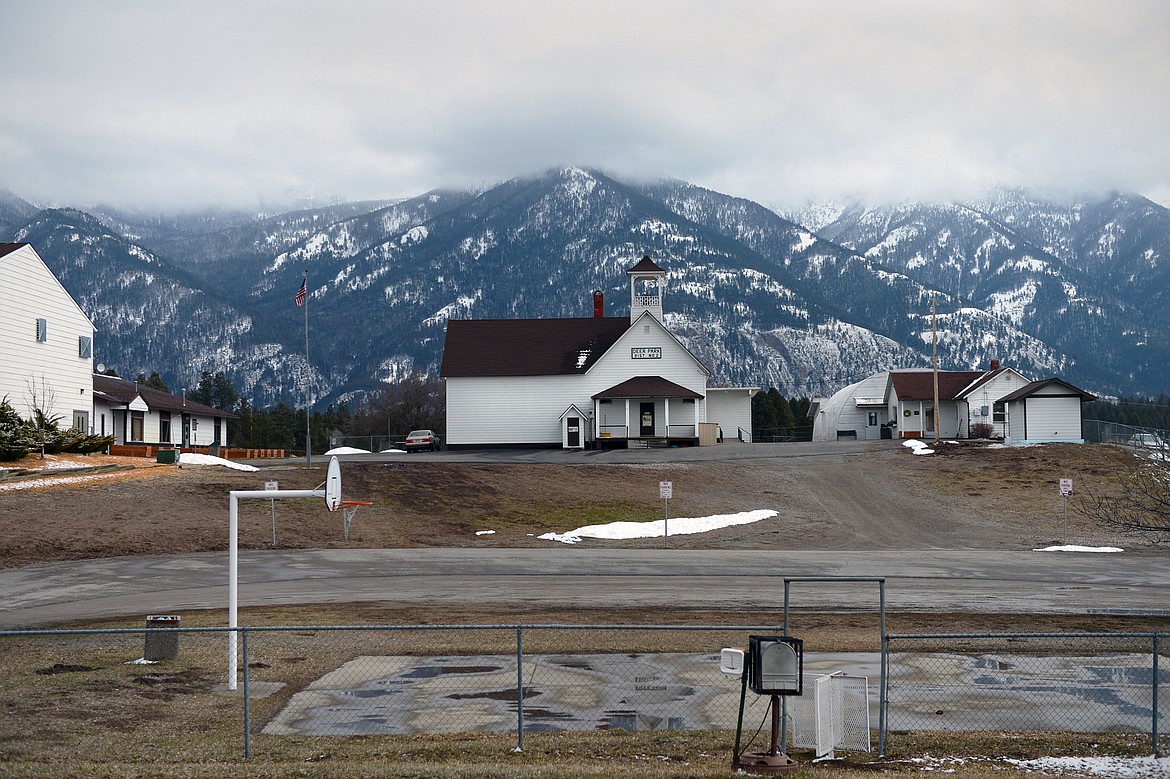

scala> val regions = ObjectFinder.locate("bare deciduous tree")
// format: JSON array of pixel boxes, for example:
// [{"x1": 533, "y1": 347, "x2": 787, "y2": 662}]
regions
[
  {"x1": 1075, "y1": 458, "x2": 1170, "y2": 541},
  {"x1": 348, "y1": 375, "x2": 445, "y2": 439},
  {"x1": 24, "y1": 374, "x2": 59, "y2": 460}
]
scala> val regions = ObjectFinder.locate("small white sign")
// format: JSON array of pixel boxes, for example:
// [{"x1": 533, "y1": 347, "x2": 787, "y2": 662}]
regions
[
  {"x1": 1059, "y1": 478, "x2": 1073, "y2": 497},
  {"x1": 632, "y1": 347, "x2": 662, "y2": 359},
  {"x1": 660, "y1": 480, "x2": 673, "y2": 499},
  {"x1": 264, "y1": 480, "x2": 279, "y2": 491}
]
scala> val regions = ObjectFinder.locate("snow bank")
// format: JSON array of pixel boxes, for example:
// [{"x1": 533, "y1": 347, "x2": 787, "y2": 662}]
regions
[
  {"x1": 539, "y1": 509, "x2": 777, "y2": 545},
  {"x1": 324, "y1": 446, "x2": 370, "y2": 455},
  {"x1": 178, "y1": 453, "x2": 259, "y2": 472},
  {"x1": 1034, "y1": 544, "x2": 1123, "y2": 553}
]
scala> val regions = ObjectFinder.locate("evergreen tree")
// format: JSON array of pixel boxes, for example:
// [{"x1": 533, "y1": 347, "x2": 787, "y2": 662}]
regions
[
  {"x1": 189, "y1": 372, "x2": 215, "y2": 406},
  {"x1": 210, "y1": 373, "x2": 238, "y2": 411},
  {"x1": 135, "y1": 372, "x2": 170, "y2": 392}
]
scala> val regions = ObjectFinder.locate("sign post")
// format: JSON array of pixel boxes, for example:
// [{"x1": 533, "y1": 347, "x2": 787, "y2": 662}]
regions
[
  {"x1": 1059, "y1": 478, "x2": 1073, "y2": 544},
  {"x1": 265, "y1": 480, "x2": 279, "y2": 546},
  {"x1": 659, "y1": 481, "x2": 673, "y2": 547}
]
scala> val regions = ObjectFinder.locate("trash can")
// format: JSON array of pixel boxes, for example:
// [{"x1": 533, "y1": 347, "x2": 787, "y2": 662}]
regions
[
  {"x1": 144, "y1": 615, "x2": 180, "y2": 661},
  {"x1": 156, "y1": 448, "x2": 179, "y2": 464}
]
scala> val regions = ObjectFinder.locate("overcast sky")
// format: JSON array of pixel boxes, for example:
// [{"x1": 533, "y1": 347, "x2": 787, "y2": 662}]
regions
[{"x1": 2, "y1": 1, "x2": 1168, "y2": 213}]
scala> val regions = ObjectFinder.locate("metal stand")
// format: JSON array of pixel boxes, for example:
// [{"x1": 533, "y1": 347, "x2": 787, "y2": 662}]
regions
[{"x1": 734, "y1": 695, "x2": 798, "y2": 775}]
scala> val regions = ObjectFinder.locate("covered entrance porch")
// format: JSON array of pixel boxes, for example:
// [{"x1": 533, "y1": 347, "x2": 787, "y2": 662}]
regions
[{"x1": 592, "y1": 376, "x2": 703, "y2": 449}]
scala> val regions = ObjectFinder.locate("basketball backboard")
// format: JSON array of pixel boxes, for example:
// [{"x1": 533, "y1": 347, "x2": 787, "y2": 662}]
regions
[{"x1": 325, "y1": 456, "x2": 342, "y2": 511}]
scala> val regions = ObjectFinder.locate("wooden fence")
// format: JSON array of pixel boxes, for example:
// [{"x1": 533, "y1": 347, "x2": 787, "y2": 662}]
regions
[{"x1": 108, "y1": 445, "x2": 286, "y2": 460}]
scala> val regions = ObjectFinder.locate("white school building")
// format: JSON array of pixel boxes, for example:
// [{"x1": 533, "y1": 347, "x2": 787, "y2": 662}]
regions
[{"x1": 440, "y1": 256, "x2": 756, "y2": 449}]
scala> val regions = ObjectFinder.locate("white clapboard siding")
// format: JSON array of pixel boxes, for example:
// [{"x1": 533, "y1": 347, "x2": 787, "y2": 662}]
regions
[{"x1": 0, "y1": 245, "x2": 95, "y2": 423}]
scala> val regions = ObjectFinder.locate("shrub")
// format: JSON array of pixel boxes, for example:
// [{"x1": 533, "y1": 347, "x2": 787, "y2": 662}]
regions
[
  {"x1": 0, "y1": 398, "x2": 113, "y2": 460},
  {"x1": 970, "y1": 422, "x2": 995, "y2": 439}
]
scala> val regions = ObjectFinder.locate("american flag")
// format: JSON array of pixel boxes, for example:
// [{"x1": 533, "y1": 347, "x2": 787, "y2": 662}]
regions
[{"x1": 295, "y1": 278, "x2": 306, "y2": 307}]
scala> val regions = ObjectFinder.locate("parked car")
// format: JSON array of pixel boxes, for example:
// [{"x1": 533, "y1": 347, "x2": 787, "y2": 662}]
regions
[
  {"x1": 1128, "y1": 433, "x2": 1166, "y2": 451},
  {"x1": 404, "y1": 429, "x2": 441, "y2": 452}
]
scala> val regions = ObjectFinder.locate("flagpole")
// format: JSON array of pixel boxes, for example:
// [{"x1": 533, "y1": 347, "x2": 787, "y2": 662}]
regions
[
  {"x1": 932, "y1": 296, "x2": 940, "y2": 445},
  {"x1": 303, "y1": 270, "x2": 311, "y2": 468}
]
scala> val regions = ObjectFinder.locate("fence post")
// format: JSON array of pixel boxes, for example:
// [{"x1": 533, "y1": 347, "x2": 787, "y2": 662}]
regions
[
  {"x1": 1154, "y1": 634, "x2": 1161, "y2": 757},
  {"x1": 516, "y1": 626, "x2": 524, "y2": 752},
  {"x1": 243, "y1": 628, "x2": 252, "y2": 759},
  {"x1": 879, "y1": 633, "x2": 889, "y2": 757}
]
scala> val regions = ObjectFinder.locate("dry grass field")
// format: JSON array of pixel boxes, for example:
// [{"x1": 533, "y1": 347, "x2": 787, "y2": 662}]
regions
[{"x1": 2, "y1": 441, "x2": 1167, "y2": 777}]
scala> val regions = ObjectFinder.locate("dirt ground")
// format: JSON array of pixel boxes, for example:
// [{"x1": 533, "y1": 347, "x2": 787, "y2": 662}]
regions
[{"x1": 0, "y1": 442, "x2": 1154, "y2": 568}]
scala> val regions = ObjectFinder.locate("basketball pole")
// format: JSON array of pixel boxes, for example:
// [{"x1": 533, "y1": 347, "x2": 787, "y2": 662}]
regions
[{"x1": 227, "y1": 457, "x2": 342, "y2": 690}]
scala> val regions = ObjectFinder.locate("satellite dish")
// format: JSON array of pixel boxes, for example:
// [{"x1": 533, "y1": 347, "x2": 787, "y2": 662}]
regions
[
  {"x1": 325, "y1": 456, "x2": 342, "y2": 512},
  {"x1": 97, "y1": 363, "x2": 106, "y2": 373}
]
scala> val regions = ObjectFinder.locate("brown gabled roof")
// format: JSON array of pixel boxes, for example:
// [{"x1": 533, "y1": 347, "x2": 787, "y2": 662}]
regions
[
  {"x1": 890, "y1": 370, "x2": 987, "y2": 401},
  {"x1": 92, "y1": 374, "x2": 232, "y2": 417},
  {"x1": 0, "y1": 242, "x2": 30, "y2": 259},
  {"x1": 592, "y1": 376, "x2": 703, "y2": 399},
  {"x1": 958, "y1": 367, "x2": 1008, "y2": 396},
  {"x1": 626, "y1": 255, "x2": 665, "y2": 274},
  {"x1": 440, "y1": 317, "x2": 632, "y2": 377},
  {"x1": 998, "y1": 377, "x2": 1097, "y2": 403}
]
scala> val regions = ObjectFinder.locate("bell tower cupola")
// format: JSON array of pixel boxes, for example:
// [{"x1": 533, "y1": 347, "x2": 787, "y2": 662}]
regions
[{"x1": 626, "y1": 255, "x2": 666, "y2": 323}]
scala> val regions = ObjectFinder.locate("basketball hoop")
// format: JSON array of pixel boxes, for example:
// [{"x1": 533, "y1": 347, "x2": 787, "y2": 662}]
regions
[
  {"x1": 325, "y1": 456, "x2": 342, "y2": 511},
  {"x1": 340, "y1": 500, "x2": 373, "y2": 541}
]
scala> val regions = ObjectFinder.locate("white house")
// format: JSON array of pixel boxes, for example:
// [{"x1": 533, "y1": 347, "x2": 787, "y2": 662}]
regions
[
  {"x1": 92, "y1": 374, "x2": 231, "y2": 448},
  {"x1": 955, "y1": 363, "x2": 1033, "y2": 438},
  {"x1": 1000, "y1": 377, "x2": 1096, "y2": 445},
  {"x1": 809, "y1": 362, "x2": 1089, "y2": 444},
  {"x1": 0, "y1": 243, "x2": 96, "y2": 432},
  {"x1": 440, "y1": 256, "x2": 756, "y2": 449}
]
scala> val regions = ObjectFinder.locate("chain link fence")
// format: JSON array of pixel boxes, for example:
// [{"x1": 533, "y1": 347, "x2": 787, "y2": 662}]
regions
[
  {"x1": 1, "y1": 623, "x2": 777, "y2": 761},
  {"x1": 326, "y1": 434, "x2": 404, "y2": 453},
  {"x1": 884, "y1": 632, "x2": 1168, "y2": 756},
  {"x1": 3, "y1": 624, "x2": 1166, "y2": 763},
  {"x1": 1083, "y1": 418, "x2": 1169, "y2": 447}
]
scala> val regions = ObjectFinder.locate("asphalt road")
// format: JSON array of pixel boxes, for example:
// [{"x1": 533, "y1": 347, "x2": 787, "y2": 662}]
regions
[{"x1": 4, "y1": 547, "x2": 1170, "y2": 629}]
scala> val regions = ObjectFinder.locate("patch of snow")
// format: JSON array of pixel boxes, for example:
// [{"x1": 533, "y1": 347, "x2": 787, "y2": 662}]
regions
[
  {"x1": 323, "y1": 447, "x2": 370, "y2": 455},
  {"x1": 179, "y1": 453, "x2": 260, "y2": 472},
  {"x1": 1007, "y1": 755, "x2": 1170, "y2": 777},
  {"x1": 475, "y1": 530, "x2": 496, "y2": 536},
  {"x1": 380, "y1": 448, "x2": 406, "y2": 454},
  {"x1": 0, "y1": 473, "x2": 135, "y2": 491},
  {"x1": 1034, "y1": 545, "x2": 1124, "y2": 553},
  {"x1": 539, "y1": 509, "x2": 777, "y2": 545}
]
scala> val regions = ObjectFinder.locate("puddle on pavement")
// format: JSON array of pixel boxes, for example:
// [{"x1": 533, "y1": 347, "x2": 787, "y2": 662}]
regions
[{"x1": 262, "y1": 651, "x2": 1166, "y2": 737}]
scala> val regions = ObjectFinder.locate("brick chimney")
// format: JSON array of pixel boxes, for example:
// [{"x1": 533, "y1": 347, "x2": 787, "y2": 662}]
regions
[
  {"x1": 990, "y1": 359, "x2": 1000, "y2": 371},
  {"x1": 592, "y1": 289, "x2": 604, "y2": 318}
]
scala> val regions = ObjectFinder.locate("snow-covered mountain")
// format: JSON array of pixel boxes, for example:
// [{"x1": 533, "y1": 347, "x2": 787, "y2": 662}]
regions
[{"x1": 5, "y1": 169, "x2": 1169, "y2": 406}]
